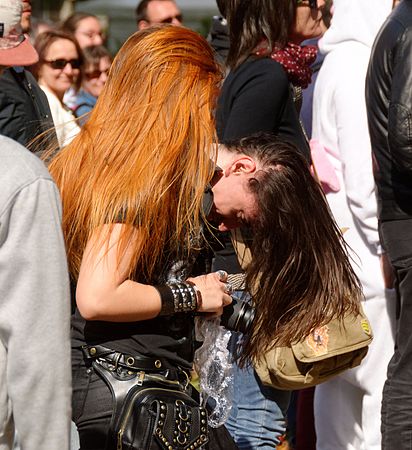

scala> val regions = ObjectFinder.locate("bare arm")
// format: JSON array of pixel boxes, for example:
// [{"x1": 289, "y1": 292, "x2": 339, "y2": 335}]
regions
[{"x1": 76, "y1": 224, "x2": 231, "y2": 321}]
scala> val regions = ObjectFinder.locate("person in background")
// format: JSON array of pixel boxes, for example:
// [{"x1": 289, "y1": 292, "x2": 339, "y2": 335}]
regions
[
  {"x1": 72, "y1": 45, "x2": 111, "y2": 126},
  {"x1": 29, "y1": 16, "x2": 55, "y2": 41},
  {"x1": 0, "y1": 0, "x2": 57, "y2": 152},
  {"x1": 135, "y1": 0, "x2": 182, "y2": 29},
  {"x1": 311, "y1": 1, "x2": 395, "y2": 449},
  {"x1": 214, "y1": 0, "x2": 325, "y2": 448},
  {"x1": 207, "y1": 0, "x2": 229, "y2": 70},
  {"x1": 60, "y1": 12, "x2": 105, "y2": 110},
  {"x1": 31, "y1": 30, "x2": 82, "y2": 148},
  {"x1": 61, "y1": 12, "x2": 104, "y2": 48},
  {"x1": 366, "y1": 1, "x2": 412, "y2": 448},
  {"x1": 0, "y1": 1, "x2": 71, "y2": 449}
]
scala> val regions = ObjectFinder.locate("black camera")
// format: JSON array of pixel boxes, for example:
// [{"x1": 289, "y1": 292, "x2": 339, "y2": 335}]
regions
[{"x1": 220, "y1": 296, "x2": 255, "y2": 334}]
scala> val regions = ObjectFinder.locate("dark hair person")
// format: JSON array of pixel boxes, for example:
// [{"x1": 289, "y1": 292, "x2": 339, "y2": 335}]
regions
[
  {"x1": 135, "y1": 0, "x2": 183, "y2": 29},
  {"x1": 215, "y1": 0, "x2": 327, "y2": 447},
  {"x1": 217, "y1": 0, "x2": 326, "y2": 149},
  {"x1": 222, "y1": 134, "x2": 361, "y2": 361}
]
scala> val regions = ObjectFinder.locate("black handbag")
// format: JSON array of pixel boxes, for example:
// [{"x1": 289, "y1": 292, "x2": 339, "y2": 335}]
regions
[{"x1": 83, "y1": 345, "x2": 210, "y2": 450}]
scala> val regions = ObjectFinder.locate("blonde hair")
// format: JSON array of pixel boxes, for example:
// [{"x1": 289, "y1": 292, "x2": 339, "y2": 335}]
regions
[{"x1": 49, "y1": 26, "x2": 222, "y2": 280}]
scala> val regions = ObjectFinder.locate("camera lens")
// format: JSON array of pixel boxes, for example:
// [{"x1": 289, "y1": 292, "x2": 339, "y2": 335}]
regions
[{"x1": 220, "y1": 297, "x2": 255, "y2": 334}]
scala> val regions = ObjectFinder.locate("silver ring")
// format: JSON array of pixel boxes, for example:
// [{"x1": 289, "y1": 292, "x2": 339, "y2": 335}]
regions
[
  {"x1": 224, "y1": 282, "x2": 233, "y2": 294},
  {"x1": 216, "y1": 270, "x2": 227, "y2": 281}
]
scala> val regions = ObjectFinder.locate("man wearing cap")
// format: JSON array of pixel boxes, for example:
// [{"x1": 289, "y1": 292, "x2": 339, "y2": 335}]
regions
[
  {"x1": 135, "y1": 0, "x2": 183, "y2": 29},
  {"x1": 0, "y1": 0, "x2": 56, "y2": 152},
  {"x1": 0, "y1": 1, "x2": 71, "y2": 450}
]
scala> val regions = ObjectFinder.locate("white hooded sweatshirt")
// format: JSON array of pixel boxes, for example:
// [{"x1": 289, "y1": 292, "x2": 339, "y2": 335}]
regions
[
  {"x1": 312, "y1": 0, "x2": 392, "y2": 299},
  {"x1": 312, "y1": 4, "x2": 396, "y2": 450}
]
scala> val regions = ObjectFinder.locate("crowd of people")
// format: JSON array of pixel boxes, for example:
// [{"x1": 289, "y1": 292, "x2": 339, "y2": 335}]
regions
[{"x1": 0, "y1": 0, "x2": 410, "y2": 449}]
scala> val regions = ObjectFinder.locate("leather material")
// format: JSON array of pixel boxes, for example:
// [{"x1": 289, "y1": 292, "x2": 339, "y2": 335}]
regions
[
  {"x1": 82, "y1": 344, "x2": 176, "y2": 372},
  {"x1": 366, "y1": 1, "x2": 412, "y2": 220},
  {"x1": 91, "y1": 357, "x2": 209, "y2": 450}
]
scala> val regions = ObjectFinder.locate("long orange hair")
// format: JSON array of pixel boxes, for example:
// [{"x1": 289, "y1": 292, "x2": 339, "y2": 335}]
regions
[{"x1": 48, "y1": 26, "x2": 222, "y2": 280}]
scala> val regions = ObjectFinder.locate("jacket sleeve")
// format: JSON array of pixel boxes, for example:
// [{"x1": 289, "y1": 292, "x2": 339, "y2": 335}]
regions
[
  {"x1": 0, "y1": 90, "x2": 31, "y2": 146},
  {"x1": 388, "y1": 28, "x2": 412, "y2": 173},
  {"x1": 0, "y1": 178, "x2": 71, "y2": 450},
  {"x1": 221, "y1": 60, "x2": 290, "y2": 140},
  {"x1": 334, "y1": 60, "x2": 380, "y2": 253}
]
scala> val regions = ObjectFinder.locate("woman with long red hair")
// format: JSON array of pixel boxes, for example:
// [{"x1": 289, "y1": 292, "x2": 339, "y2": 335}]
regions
[{"x1": 49, "y1": 26, "x2": 238, "y2": 449}]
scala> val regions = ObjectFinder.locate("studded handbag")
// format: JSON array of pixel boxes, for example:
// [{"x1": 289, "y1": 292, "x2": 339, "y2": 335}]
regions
[{"x1": 83, "y1": 345, "x2": 210, "y2": 450}]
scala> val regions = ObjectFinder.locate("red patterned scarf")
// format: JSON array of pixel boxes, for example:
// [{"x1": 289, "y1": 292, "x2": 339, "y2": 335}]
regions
[{"x1": 255, "y1": 41, "x2": 317, "y2": 88}]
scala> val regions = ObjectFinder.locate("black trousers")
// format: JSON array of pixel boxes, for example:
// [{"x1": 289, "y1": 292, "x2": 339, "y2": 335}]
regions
[
  {"x1": 380, "y1": 219, "x2": 412, "y2": 450},
  {"x1": 71, "y1": 348, "x2": 238, "y2": 450}
]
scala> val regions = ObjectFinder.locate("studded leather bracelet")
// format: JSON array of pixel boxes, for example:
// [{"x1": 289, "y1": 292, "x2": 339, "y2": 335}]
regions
[{"x1": 155, "y1": 282, "x2": 198, "y2": 316}]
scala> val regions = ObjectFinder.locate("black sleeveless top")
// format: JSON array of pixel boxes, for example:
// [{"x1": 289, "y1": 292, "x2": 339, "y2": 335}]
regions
[{"x1": 72, "y1": 188, "x2": 217, "y2": 370}]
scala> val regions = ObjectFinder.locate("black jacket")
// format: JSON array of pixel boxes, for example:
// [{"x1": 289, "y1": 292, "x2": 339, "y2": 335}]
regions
[
  {"x1": 366, "y1": 0, "x2": 412, "y2": 221},
  {"x1": 0, "y1": 67, "x2": 57, "y2": 152}
]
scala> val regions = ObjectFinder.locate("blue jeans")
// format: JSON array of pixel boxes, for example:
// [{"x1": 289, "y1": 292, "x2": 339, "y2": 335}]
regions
[
  {"x1": 225, "y1": 361, "x2": 290, "y2": 449},
  {"x1": 225, "y1": 294, "x2": 290, "y2": 450}
]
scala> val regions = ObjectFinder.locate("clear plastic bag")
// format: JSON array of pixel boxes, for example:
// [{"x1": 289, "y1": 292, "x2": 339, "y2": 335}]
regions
[{"x1": 194, "y1": 316, "x2": 234, "y2": 428}]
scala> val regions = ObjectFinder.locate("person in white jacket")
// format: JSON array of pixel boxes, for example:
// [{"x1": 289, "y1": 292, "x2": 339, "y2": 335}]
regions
[
  {"x1": 0, "y1": 1, "x2": 71, "y2": 449},
  {"x1": 311, "y1": 1, "x2": 395, "y2": 449}
]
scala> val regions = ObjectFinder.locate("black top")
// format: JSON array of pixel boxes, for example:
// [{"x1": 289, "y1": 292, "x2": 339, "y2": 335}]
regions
[
  {"x1": 216, "y1": 57, "x2": 310, "y2": 160},
  {"x1": 0, "y1": 67, "x2": 57, "y2": 152},
  {"x1": 71, "y1": 249, "x2": 207, "y2": 370},
  {"x1": 71, "y1": 190, "x2": 218, "y2": 370}
]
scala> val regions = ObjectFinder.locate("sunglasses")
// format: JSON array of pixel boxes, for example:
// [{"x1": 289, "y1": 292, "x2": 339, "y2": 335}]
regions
[
  {"x1": 43, "y1": 58, "x2": 82, "y2": 70},
  {"x1": 159, "y1": 14, "x2": 183, "y2": 24},
  {"x1": 85, "y1": 68, "x2": 110, "y2": 80},
  {"x1": 296, "y1": 0, "x2": 318, "y2": 9}
]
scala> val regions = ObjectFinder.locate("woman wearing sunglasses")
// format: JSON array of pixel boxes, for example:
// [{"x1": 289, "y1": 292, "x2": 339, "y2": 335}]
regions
[
  {"x1": 73, "y1": 45, "x2": 111, "y2": 126},
  {"x1": 214, "y1": 0, "x2": 326, "y2": 448},
  {"x1": 31, "y1": 30, "x2": 83, "y2": 147}
]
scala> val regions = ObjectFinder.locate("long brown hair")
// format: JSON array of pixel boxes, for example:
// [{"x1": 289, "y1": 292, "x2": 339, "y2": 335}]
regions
[
  {"x1": 223, "y1": 134, "x2": 362, "y2": 364},
  {"x1": 48, "y1": 26, "x2": 222, "y2": 280},
  {"x1": 223, "y1": 0, "x2": 297, "y2": 70}
]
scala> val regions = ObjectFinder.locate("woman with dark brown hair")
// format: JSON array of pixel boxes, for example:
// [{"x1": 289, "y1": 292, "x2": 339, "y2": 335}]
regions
[{"x1": 214, "y1": 0, "x2": 327, "y2": 447}]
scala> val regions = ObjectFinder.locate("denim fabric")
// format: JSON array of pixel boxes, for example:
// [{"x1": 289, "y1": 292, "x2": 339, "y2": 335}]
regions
[
  {"x1": 225, "y1": 361, "x2": 290, "y2": 449},
  {"x1": 224, "y1": 291, "x2": 290, "y2": 450},
  {"x1": 380, "y1": 219, "x2": 412, "y2": 450}
]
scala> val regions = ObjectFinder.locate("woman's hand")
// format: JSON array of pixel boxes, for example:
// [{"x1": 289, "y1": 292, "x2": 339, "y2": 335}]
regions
[{"x1": 187, "y1": 271, "x2": 232, "y2": 316}]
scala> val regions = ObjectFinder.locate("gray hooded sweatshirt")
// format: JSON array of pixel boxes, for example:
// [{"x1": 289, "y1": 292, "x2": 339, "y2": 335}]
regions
[{"x1": 0, "y1": 136, "x2": 71, "y2": 450}]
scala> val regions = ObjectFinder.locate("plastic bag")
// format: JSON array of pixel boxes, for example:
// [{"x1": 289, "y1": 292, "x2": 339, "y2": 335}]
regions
[{"x1": 194, "y1": 316, "x2": 234, "y2": 428}]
